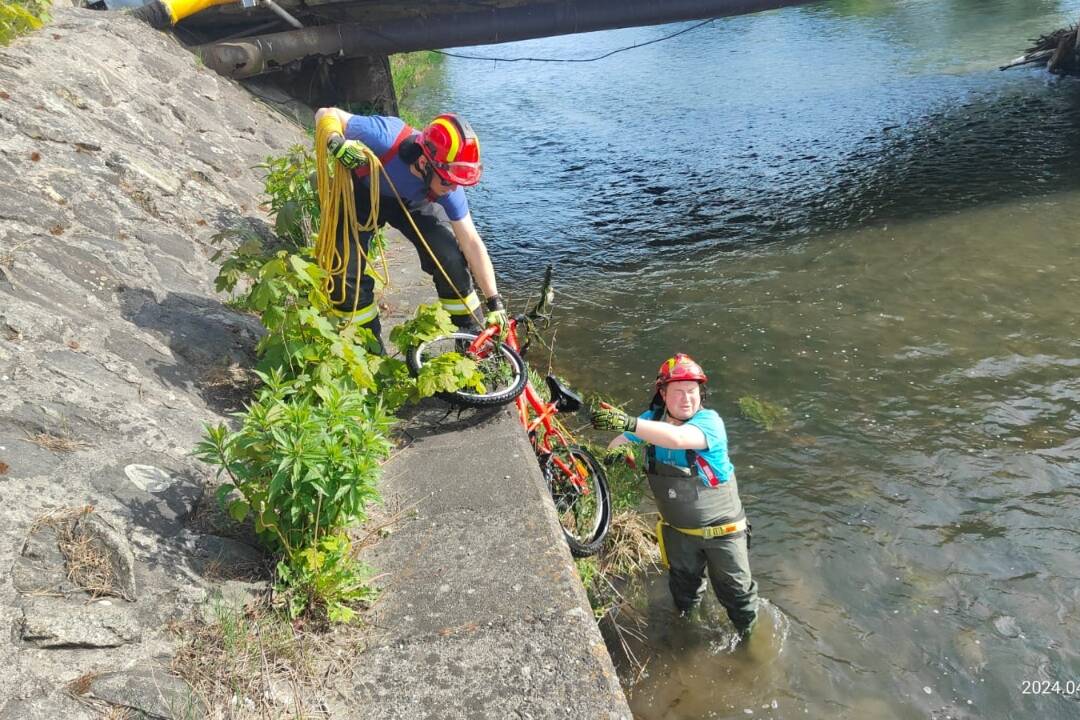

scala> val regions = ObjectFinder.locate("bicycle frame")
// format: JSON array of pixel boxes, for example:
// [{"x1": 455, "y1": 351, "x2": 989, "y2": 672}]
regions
[{"x1": 468, "y1": 318, "x2": 592, "y2": 494}]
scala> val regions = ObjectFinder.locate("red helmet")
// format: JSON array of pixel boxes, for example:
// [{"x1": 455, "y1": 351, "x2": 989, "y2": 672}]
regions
[
  {"x1": 655, "y1": 353, "x2": 708, "y2": 389},
  {"x1": 419, "y1": 113, "x2": 483, "y2": 186}
]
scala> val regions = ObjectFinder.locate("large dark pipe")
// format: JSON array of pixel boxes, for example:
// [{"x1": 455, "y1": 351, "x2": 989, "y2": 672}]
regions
[{"x1": 198, "y1": 0, "x2": 821, "y2": 78}]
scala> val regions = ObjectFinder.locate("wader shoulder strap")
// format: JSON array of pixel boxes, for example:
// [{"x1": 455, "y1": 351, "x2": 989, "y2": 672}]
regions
[
  {"x1": 645, "y1": 404, "x2": 665, "y2": 474},
  {"x1": 685, "y1": 449, "x2": 722, "y2": 487},
  {"x1": 354, "y1": 124, "x2": 416, "y2": 180},
  {"x1": 646, "y1": 438, "x2": 718, "y2": 486}
]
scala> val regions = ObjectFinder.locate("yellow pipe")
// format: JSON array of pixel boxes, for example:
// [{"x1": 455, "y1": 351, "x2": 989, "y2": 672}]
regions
[{"x1": 162, "y1": 0, "x2": 236, "y2": 25}]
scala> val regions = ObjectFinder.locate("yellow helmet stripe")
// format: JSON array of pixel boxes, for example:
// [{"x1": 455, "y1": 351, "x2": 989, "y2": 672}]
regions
[{"x1": 432, "y1": 117, "x2": 462, "y2": 162}]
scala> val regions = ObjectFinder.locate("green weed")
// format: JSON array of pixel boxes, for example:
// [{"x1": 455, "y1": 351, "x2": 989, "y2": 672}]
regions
[
  {"x1": 276, "y1": 532, "x2": 376, "y2": 623},
  {"x1": 196, "y1": 149, "x2": 486, "y2": 623},
  {"x1": 258, "y1": 145, "x2": 319, "y2": 249},
  {"x1": 738, "y1": 394, "x2": 792, "y2": 431},
  {"x1": 389, "y1": 51, "x2": 444, "y2": 127},
  {"x1": 0, "y1": 0, "x2": 49, "y2": 45}
]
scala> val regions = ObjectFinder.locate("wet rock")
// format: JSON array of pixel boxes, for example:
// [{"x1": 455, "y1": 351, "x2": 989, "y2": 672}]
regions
[
  {"x1": 20, "y1": 597, "x2": 141, "y2": 648},
  {"x1": 953, "y1": 628, "x2": 987, "y2": 672}
]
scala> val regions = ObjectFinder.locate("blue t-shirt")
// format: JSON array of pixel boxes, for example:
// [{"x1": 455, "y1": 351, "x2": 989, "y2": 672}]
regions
[
  {"x1": 624, "y1": 408, "x2": 735, "y2": 485},
  {"x1": 345, "y1": 115, "x2": 470, "y2": 221}
]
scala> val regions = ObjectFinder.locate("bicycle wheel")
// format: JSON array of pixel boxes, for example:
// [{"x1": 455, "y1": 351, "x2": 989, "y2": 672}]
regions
[
  {"x1": 541, "y1": 443, "x2": 611, "y2": 557},
  {"x1": 406, "y1": 331, "x2": 527, "y2": 407}
]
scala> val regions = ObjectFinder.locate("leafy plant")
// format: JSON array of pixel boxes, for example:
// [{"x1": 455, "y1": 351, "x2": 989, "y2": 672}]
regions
[
  {"x1": 259, "y1": 145, "x2": 320, "y2": 249},
  {"x1": 0, "y1": 0, "x2": 49, "y2": 45},
  {"x1": 195, "y1": 146, "x2": 491, "y2": 622},
  {"x1": 277, "y1": 533, "x2": 376, "y2": 622},
  {"x1": 195, "y1": 371, "x2": 391, "y2": 552}
]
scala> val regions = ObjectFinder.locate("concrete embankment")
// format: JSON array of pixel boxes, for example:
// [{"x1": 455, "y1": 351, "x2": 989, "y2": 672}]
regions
[
  {"x1": 0, "y1": 7, "x2": 629, "y2": 718},
  {"x1": 360, "y1": 246, "x2": 631, "y2": 718}
]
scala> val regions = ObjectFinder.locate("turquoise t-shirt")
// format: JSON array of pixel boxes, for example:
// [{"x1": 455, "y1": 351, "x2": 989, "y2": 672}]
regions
[{"x1": 624, "y1": 408, "x2": 735, "y2": 485}]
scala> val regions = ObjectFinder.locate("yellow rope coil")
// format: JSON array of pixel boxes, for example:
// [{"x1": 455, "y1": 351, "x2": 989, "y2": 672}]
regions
[{"x1": 314, "y1": 114, "x2": 389, "y2": 313}]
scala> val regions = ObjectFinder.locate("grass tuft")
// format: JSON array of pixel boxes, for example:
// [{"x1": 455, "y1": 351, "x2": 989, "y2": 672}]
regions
[
  {"x1": 65, "y1": 671, "x2": 97, "y2": 697},
  {"x1": 25, "y1": 429, "x2": 89, "y2": 452},
  {"x1": 170, "y1": 597, "x2": 358, "y2": 718}
]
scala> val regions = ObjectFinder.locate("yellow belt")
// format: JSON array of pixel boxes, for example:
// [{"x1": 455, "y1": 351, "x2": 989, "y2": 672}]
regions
[
  {"x1": 670, "y1": 517, "x2": 747, "y2": 538},
  {"x1": 655, "y1": 517, "x2": 747, "y2": 568}
]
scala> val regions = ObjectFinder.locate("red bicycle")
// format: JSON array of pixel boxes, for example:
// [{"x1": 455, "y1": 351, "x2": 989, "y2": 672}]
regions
[{"x1": 406, "y1": 267, "x2": 611, "y2": 556}]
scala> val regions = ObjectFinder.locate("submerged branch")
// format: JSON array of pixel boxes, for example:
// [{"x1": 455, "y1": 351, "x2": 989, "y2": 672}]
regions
[{"x1": 1001, "y1": 21, "x2": 1080, "y2": 75}]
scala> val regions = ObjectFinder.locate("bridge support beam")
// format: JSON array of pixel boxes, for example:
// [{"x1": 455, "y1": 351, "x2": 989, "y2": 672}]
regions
[{"x1": 197, "y1": 0, "x2": 818, "y2": 78}]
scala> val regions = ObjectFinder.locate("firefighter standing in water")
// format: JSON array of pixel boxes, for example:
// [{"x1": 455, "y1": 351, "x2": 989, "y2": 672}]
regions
[
  {"x1": 313, "y1": 108, "x2": 508, "y2": 343},
  {"x1": 591, "y1": 353, "x2": 759, "y2": 637}
]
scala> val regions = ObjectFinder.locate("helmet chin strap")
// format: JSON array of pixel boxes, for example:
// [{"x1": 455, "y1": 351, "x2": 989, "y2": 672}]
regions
[{"x1": 417, "y1": 158, "x2": 440, "y2": 200}]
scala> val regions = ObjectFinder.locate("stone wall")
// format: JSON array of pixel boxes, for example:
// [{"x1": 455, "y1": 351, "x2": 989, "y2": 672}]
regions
[{"x1": 0, "y1": 8, "x2": 303, "y2": 716}]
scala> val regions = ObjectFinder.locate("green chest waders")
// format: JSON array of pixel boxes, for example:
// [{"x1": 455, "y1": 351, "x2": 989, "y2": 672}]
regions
[
  {"x1": 645, "y1": 450, "x2": 759, "y2": 630},
  {"x1": 646, "y1": 444, "x2": 745, "y2": 558}
]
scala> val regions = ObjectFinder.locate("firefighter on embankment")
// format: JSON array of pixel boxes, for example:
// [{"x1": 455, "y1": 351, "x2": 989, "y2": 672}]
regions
[
  {"x1": 591, "y1": 353, "x2": 759, "y2": 638},
  {"x1": 314, "y1": 107, "x2": 508, "y2": 342}
]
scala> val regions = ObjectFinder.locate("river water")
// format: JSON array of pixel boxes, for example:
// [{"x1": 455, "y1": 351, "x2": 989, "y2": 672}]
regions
[{"x1": 412, "y1": 1, "x2": 1080, "y2": 717}]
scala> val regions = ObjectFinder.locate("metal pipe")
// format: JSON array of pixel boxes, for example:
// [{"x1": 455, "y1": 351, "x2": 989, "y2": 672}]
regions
[
  {"x1": 217, "y1": 17, "x2": 284, "y2": 41},
  {"x1": 198, "y1": 0, "x2": 821, "y2": 78},
  {"x1": 261, "y1": 0, "x2": 303, "y2": 29}
]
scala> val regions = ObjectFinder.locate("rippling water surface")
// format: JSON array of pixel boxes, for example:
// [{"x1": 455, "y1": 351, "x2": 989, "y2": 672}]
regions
[{"x1": 413, "y1": 1, "x2": 1080, "y2": 717}]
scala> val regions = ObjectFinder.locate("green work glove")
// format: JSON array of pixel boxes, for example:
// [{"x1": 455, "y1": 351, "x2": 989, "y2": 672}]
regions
[
  {"x1": 328, "y1": 133, "x2": 368, "y2": 170},
  {"x1": 591, "y1": 406, "x2": 637, "y2": 433},
  {"x1": 484, "y1": 294, "x2": 509, "y2": 340}
]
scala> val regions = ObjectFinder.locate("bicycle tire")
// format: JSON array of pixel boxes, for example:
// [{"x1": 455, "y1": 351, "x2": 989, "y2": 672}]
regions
[
  {"x1": 541, "y1": 443, "x2": 611, "y2": 557},
  {"x1": 406, "y1": 331, "x2": 528, "y2": 407}
]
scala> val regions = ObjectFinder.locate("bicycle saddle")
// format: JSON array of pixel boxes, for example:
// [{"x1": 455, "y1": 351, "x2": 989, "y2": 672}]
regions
[{"x1": 545, "y1": 375, "x2": 583, "y2": 413}]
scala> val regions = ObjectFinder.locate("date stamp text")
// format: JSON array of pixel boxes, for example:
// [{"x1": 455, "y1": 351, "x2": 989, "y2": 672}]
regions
[{"x1": 1020, "y1": 680, "x2": 1079, "y2": 697}]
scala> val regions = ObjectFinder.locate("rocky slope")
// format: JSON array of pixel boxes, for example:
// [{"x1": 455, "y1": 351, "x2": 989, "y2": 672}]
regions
[{"x1": 0, "y1": 7, "x2": 305, "y2": 717}]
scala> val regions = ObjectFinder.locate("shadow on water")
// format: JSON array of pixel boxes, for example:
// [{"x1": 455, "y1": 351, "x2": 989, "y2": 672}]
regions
[{"x1": 623, "y1": 80, "x2": 1080, "y2": 268}]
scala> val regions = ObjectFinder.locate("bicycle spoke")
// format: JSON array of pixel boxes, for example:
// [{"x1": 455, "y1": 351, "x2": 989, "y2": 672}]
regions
[
  {"x1": 410, "y1": 333, "x2": 526, "y2": 404},
  {"x1": 542, "y1": 441, "x2": 610, "y2": 556}
]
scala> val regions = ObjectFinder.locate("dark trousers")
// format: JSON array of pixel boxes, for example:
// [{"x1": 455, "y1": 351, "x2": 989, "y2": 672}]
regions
[
  {"x1": 662, "y1": 524, "x2": 759, "y2": 631},
  {"x1": 330, "y1": 183, "x2": 479, "y2": 337}
]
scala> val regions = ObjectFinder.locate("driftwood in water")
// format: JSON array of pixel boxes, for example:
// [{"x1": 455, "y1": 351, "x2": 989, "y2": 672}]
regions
[{"x1": 1001, "y1": 22, "x2": 1080, "y2": 74}]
